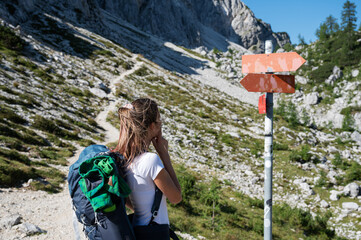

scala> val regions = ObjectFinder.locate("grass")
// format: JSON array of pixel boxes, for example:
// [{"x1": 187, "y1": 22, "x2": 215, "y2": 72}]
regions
[
  {"x1": 167, "y1": 164, "x2": 345, "y2": 240},
  {"x1": 36, "y1": 147, "x2": 73, "y2": 166},
  {"x1": 32, "y1": 115, "x2": 80, "y2": 140}
]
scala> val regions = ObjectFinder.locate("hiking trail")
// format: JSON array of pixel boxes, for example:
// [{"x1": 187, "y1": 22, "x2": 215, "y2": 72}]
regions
[{"x1": 0, "y1": 58, "x2": 143, "y2": 240}]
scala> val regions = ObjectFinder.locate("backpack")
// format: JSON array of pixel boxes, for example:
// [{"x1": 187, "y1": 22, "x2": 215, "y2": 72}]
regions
[{"x1": 68, "y1": 144, "x2": 136, "y2": 240}]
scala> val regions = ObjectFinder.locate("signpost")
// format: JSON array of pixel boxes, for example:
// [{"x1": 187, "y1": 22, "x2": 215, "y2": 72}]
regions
[
  {"x1": 240, "y1": 73, "x2": 295, "y2": 93},
  {"x1": 240, "y1": 41, "x2": 305, "y2": 240}
]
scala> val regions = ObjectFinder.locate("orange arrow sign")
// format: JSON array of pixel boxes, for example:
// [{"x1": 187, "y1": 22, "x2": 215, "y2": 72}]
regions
[
  {"x1": 242, "y1": 52, "x2": 306, "y2": 73},
  {"x1": 240, "y1": 74, "x2": 295, "y2": 93}
]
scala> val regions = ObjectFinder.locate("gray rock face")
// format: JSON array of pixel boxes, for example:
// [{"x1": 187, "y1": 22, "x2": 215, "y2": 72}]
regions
[{"x1": 0, "y1": 0, "x2": 290, "y2": 52}]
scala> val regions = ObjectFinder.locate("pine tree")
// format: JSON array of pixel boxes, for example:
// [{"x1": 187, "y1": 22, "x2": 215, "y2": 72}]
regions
[
  {"x1": 316, "y1": 23, "x2": 329, "y2": 40},
  {"x1": 341, "y1": 1, "x2": 357, "y2": 32},
  {"x1": 340, "y1": 1, "x2": 358, "y2": 66},
  {"x1": 316, "y1": 15, "x2": 339, "y2": 40},
  {"x1": 325, "y1": 15, "x2": 339, "y2": 34}
]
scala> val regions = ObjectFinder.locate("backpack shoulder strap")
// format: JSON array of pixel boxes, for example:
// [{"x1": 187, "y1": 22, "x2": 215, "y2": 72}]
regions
[{"x1": 148, "y1": 186, "x2": 163, "y2": 225}]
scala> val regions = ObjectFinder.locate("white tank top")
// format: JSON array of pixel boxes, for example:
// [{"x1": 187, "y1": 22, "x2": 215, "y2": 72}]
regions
[{"x1": 125, "y1": 152, "x2": 169, "y2": 226}]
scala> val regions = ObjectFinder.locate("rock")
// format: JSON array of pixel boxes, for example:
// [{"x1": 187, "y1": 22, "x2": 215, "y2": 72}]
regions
[
  {"x1": 320, "y1": 156, "x2": 327, "y2": 164},
  {"x1": 351, "y1": 69, "x2": 359, "y2": 78},
  {"x1": 16, "y1": 222, "x2": 46, "y2": 236},
  {"x1": 327, "y1": 170, "x2": 337, "y2": 179},
  {"x1": 89, "y1": 87, "x2": 108, "y2": 98},
  {"x1": 333, "y1": 66, "x2": 343, "y2": 79},
  {"x1": 342, "y1": 150, "x2": 352, "y2": 159},
  {"x1": 343, "y1": 183, "x2": 360, "y2": 198},
  {"x1": 227, "y1": 72, "x2": 235, "y2": 78},
  {"x1": 98, "y1": 82, "x2": 110, "y2": 93},
  {"x1": 351, "y1": 131, "x2": 361, "y2": 144},
  {"x1": 295, "y1": 75, "x2": 308, "y2": 84},
  {"x1": 355, "y1": 112, "x2": 361, "y2": 132},
  {"x1": 342, "y1": 202, "x2": 359, "y2": 211},
  {"x1": 328, "y1": 146, "x2": 338, "y2": 153},
  {"x1": 325, "y1": 74, "x2": 337, "y2": 85},
  {"x1": 295, "y1": 45, "x2": 304, "y2": 51},
  {"x1": 227, "y1": 132, "x2": 241, "y2": 139},
  {"x1": 330, "y1": 190, "x2": 340, "y2": 201},
  {"x1": 304, "y1": 92, "x2": 319, "y2": 105},
  {"x1": 320, "y1": 200, "x2": 330, "y2": 208},
  {"x1": 0, "y1": 214, "x2": 22, "y2": 229}
]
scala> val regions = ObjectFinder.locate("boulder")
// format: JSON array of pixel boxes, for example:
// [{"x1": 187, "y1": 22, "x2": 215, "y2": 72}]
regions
[
  {"x1": 333, "y1": 66, "x2": 343, "y2": 79},
  {"x1": 330, "y1": 190, "x2": 340, "y2": 201},
  {"x1": 98, "y1": 82, "x2": 110, "y2": 93},
  {"x1": 342, "y1": 202, "x2": 359, "y2": 211},
  {"x1": 351, "y1": 131, "x2": 361, "y2": 145},
  {"x1": 16, "y1": 222, "x2": 46, "y2": 236},
  {"x1": 304, "y1": 92, "x2": 319, "y2": 105},
  {"x1": 325, "y1": 74, "x2": 337, "y2": 85},
  {"x1": 351, "y1": 69, "x2": 359, "y2": 78},
  {"x1": 89, "y1": 87, "x2": 108, "y2": 98},
  {"x1": 320, "y1": 200, "x2": 330, "y2": 208},
  {"x1": 295, "y1": 75, "x2": 308, "y2": 85},
  {"x1": 0, "y1": 214, "x2": 22, "y2": 229},
  {"x1": 343, "y1": 183, "x2": 360, "y2": 198}
]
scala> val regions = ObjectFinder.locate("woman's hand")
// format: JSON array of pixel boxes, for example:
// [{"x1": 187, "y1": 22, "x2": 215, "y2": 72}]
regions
[{"x1": 151, "y1": 131, "x2": 169, "y2": 156}]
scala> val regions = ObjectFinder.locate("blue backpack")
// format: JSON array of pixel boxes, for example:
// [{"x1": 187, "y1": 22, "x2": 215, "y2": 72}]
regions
[{"x1": 68, "y1": 145, "x2": 136, "y2": 240}]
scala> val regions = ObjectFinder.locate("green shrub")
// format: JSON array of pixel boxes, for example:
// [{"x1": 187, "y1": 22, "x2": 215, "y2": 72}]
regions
[
  {"x1": 0, "y1": 148, "x2": 30, "y2": 165},
  {"x1": 134, "y1": 66, "x2": 150, "y2": 76},
  {"x1": 0, "y1": 157, "x2": 37, "y2": 186},
  {"x1": 0, "y1": 105, "x2": 27, "y2": 124},
  {"x1": 32, "y1": 115, "x2": 79, "y2": 140},
  {"x1": 316, "y1": 170, "x2": 332, "y2": 188},
  {"x1": 0, "y1": 25, "x2": 24, "y2": 51},
  {"x1": 273, "y1": 142, "x2": 289, "y2": 151},
  {"x1": 289, "y1": 145, "x2": 313, "y2": 163},
  {"x1": 345, "y1": 162, "x2": 361, "y2": 183},
  {"x1": 274, "y1": 204, "x2": 335, "y2": 238},
  {"x1": 176, "y1": 165, "x2": 196, "y2": 207},
  {"x1": 309, "y1": 62, "x2": 334, "y2": 83},
  {"x1": 332, "y1": 152, "x2": 349, "y2": 170},
  {"x1": 275, "y1": 99, "x2": 300, "y2": 128},
  {"x1": 0, "y1": 136, "x2": 27, "y2": 151},
  {"x1": 247, "y1": 198, "x2": 264, "y2": 209},
  {"x1": 340, "y1": 107, "x2": 356, "y2": 131}
]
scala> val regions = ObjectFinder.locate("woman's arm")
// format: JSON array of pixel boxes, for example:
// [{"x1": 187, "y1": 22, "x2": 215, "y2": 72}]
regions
[{"x1": 152, "y1": 136, "x2": 182, "y2": 204}]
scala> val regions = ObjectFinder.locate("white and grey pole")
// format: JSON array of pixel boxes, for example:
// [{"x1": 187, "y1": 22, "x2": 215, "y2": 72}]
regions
[{"x1": 264, "y1": 40, "x2": 274, "y2": 240}]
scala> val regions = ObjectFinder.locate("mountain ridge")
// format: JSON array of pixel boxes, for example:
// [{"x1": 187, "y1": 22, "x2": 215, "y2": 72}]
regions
[{"x1": 1, "y1": 0, "x2": 290, "y2": 52}]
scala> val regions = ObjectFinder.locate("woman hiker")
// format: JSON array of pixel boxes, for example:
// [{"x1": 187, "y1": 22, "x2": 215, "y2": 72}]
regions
[{"x1": 114, "y1": 98, "x2": 182, "y2": 239}]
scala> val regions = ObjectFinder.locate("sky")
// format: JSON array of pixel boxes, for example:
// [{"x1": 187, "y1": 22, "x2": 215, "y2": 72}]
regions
[{"x1": 241, "y1": 0, "x2": 361, "y2": 45}]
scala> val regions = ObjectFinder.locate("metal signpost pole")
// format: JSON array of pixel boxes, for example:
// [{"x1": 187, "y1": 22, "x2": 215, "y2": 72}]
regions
[
  {"x1": 264, "y1": 40, "x2": 273, "y2": 240},
  {"x1": 240, "y1": 40, "x2": 305, "y2": 240}
]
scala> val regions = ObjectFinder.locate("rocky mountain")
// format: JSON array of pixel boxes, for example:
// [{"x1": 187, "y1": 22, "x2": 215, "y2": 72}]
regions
[
  {"x1": 0, "y1": 0, "x2": 360, "y2": 239},
  {"x1": 1, "y1": 0, "x2": 290, "y2": 52}
]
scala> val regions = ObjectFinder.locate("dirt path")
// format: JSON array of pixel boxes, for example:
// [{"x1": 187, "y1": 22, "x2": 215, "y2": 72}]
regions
[{"x1": 0, "y1": 59, "x2": 143, "y2": 240}]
